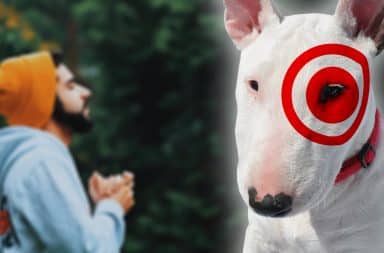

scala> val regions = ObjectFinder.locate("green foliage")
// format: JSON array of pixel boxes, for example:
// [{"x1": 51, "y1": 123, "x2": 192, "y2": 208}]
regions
[
  {"x1": 0, "y1": 15, "x2": 39, "y2": 58},
  {"x1": 0, "y1": 1, "x2": 236, "y2": 253},
  {"x1": 72, "y1": 1, "x2": 228, "y2": 252}
]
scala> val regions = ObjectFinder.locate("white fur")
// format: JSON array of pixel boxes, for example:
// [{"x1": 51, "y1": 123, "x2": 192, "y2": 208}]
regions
[{"x1": 232, "y1": 12, "x2": 384, "y2": 253}]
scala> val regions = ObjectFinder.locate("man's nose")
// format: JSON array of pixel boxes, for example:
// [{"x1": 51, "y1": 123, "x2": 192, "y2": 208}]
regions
[
  {"x1": 80, "y1": 86, "x2": 92, "y2": 100},
  {"x1": 248, "y1": 187, "x2": 293, "y2": 217}
]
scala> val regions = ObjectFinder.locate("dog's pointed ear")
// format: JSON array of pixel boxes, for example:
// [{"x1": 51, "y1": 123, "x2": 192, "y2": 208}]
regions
[
  {"x1": 224, "y1": 0, "x2": 282, "y2": 50},
  {"x1": 336, "y1": 0, "x2": 384, "y2": 54}
]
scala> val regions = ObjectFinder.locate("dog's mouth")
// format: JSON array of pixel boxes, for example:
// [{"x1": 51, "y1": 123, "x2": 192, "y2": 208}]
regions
[{"x1": 248, "y1": 188, "x2": 293, "y2": 217}]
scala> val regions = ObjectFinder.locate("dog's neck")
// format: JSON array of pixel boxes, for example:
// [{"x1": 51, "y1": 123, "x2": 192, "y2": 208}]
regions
[
  {"x1": 334, "y1": 110, "x2": 380, "y2": 184},
  {"x1": 310, "y1": 115, "x2": 384, "y2": 251}
]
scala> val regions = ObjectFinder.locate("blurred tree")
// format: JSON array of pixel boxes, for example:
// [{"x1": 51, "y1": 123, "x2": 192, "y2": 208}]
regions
[{"x1": 0, "y1": 2, "x2": 38, "y2": 58}]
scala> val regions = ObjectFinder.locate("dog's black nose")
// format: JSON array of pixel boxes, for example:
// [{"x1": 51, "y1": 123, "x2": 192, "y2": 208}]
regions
[{"x1": 248, "y1": 188, "x2": 292, "y2": 217}]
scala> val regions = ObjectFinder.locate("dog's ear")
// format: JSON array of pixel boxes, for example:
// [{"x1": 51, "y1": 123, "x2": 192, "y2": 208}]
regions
[
  {"x1": 224, "y1": 0, "x2": 282, "y2": 50},
  {"x1": 336, "y1": 0, "x2": 384, "y2": 54}
]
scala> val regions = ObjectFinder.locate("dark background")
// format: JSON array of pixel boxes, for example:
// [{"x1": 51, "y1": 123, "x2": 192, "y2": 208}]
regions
[{"x1": 1, "y1": 1, "x2": 383, "y2": 253}]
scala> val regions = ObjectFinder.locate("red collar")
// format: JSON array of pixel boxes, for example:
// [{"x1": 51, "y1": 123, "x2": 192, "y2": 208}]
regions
[{"x1": 335, "y1": 110, "x2": 381, "y2": 184}]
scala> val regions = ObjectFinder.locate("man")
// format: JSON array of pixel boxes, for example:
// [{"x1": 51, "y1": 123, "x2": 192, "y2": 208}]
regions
[{"x1": 0, "y1": 51, "x2": 135, "y2": 252}]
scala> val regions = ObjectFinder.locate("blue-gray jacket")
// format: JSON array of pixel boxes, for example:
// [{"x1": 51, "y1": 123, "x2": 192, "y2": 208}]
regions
[{"x1": 0, "y1": 127, "x2": 125, "y2": 253}]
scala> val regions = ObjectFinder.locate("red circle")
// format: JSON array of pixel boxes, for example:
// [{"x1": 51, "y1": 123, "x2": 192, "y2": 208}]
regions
[
  {"x1": 281, "y1": 44, "x2": 370, "y2": 146},
  {"x1": 306, "y1": 67, "x2": 359, "y2": 123}
]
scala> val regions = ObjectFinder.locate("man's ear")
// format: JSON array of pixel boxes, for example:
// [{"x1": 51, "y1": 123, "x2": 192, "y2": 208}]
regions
[
  {"x1": 224, "y1": 0, "x2": 282, "y2": 50},
  {"x1": 335, "y1": 0, "x2": 384, "y2": 54}
]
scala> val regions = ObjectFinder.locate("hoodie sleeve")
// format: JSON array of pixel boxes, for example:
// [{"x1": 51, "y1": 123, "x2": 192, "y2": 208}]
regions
[{"x1": 8, "y1": 152, "x2": 126, "y2": 253}]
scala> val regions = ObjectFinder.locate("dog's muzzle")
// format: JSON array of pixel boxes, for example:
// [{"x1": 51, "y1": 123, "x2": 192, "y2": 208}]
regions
[{"x1": 248, "y1": 188, "x2": 292, "y2": 217}]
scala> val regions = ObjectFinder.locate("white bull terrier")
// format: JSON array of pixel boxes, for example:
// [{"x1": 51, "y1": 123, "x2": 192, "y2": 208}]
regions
[{"x1": 224, "y1": 0, "x2": 384, "y2": 252}]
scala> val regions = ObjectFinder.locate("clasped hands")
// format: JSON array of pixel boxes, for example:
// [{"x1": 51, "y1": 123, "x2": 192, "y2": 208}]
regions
[{"x1": 88, "y1": 171, "x2": 135, "y2": 214}]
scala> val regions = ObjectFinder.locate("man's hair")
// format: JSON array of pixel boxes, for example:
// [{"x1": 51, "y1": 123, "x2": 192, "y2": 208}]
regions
[{"x1": 50, "y1": 51, "x2": 64, "y2": 67}]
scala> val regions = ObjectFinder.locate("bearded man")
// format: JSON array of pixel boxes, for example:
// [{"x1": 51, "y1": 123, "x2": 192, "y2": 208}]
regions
[{"x1": 0, "y1": 51, "x2": 135, "y2": 252}]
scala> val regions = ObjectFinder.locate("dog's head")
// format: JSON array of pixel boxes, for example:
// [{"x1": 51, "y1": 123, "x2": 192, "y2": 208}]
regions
[{"x1": 225, "y1": 0, "x2": 384, "y2": 217}]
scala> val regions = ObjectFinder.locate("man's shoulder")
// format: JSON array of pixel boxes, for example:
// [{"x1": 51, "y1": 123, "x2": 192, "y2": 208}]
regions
[
  {"x1": 0, "y1": 127, "x2": 70, "y2": 184},
  {"x1": 0, "y1": 127, "x2": 74, "y2": 195}
]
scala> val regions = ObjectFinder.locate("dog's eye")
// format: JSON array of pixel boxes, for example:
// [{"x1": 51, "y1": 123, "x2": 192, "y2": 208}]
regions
[
  {"x1": 319, "y1": 84, "x2": 345, "y2": 103},
  {"x1": 248, "y1": 80, "x2": 259, "y2": 92}
]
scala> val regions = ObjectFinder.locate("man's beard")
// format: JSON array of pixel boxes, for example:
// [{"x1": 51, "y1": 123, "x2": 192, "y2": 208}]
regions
[{"x1": 52, "y1": 96, "x2": 93, "y2": 134}]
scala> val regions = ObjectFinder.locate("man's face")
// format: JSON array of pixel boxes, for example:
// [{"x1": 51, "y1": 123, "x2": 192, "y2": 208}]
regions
[{"x1": 53, "y1": 64, "x2": 93, "y2": 133}]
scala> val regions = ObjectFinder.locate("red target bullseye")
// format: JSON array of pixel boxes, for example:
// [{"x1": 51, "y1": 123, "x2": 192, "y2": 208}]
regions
[
  {"x1": 306, "y1": 67, "x2": 359, "y2": 124},
  {"x1": 281, "y1": 44, "x2": 370, "y2": 146}
]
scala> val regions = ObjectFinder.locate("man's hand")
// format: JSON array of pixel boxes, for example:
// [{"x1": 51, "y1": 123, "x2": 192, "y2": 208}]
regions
[
  {"x1": 88, "y1": 171, "x2": 135, "y2": 213},
  {"x1": 111, "y1": 184, "x2": 135, "y2": 213}
]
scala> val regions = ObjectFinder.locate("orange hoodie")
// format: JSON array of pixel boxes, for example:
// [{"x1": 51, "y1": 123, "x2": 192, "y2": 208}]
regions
[{"x1": 0, "y1": 52, "x2": 56, "y2": 129}]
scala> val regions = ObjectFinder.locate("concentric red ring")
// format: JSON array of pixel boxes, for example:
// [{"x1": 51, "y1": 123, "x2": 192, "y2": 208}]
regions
[{"x1": 281, "y1": 44, "x2": 370, "y2": 146}]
